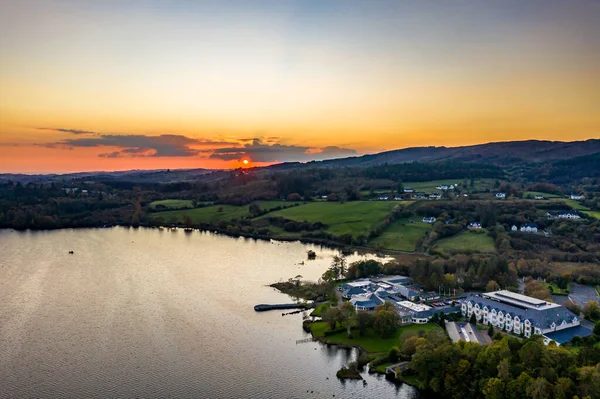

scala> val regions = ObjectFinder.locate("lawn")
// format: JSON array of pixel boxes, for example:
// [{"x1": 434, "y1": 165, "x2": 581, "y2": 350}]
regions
[
  {"x1": 435, "y1": 230, "x2": 496, "y2": 253},
  {"x1": 548, "y1": 198, "x2": 600, "y2": 220},
  {"x1": 310, "y1": 302, "x2": 331, "y2": 317},
  {"x1": 403, "y1": 178, "x2": 497, "y2": 193},
  {"x1": 368, "y1": 218, "x2": 431, "y2": 251},
  {"x1": 152, "y1": 201, "x2": 303, "y2": 224},
  {"x1": 149, "y1": 199, "x2": 194, "y2": 209},
  {"x1": 153, "y1": 205, "x2": 252, "y2": 224},
  {"x1": 544, "y1": 282, "x2": 570, "y2": 295},
  {"x1": 262, "y1": 201, "x2": 402, "y2": 238},
  {"x1": 523, "y1": 191, "x2": 560, "y2": 199},
  {"x1": 311, "y1": 321, "x2": 442, "y2": 353}
]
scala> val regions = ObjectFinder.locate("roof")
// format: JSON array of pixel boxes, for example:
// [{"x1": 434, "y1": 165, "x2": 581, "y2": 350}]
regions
[
  {"x1": 543, "y1": 325, "x2": 593, "y2": 344},
  {"x1": 521, "y1": 223, "x2": 537, "y2": 228},
  {"x1": 465, "y1": 292, "x2": 577, "y2": 330}
]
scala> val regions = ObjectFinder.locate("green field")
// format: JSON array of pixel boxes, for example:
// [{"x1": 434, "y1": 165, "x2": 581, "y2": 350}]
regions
[
  {"x1": 544, "y1": 282, "x2": 570, "y2": 295},
  {"x1": 154, "y1": 205, "x2": 252, "y2": 224},
  {"x1": 435, "y1": 229, "x2": 496, "y2": 253},
  {"x1": 403, "y1": 178, "x2": 496, "y2": 192},
  {"x1": 152, "y1": 201, "x2": 301, "y2": 224},
  {"x1": 262, "y1": 201, "x2": 401, "y2": 238},
  {"x1": 524, "y1": 191, "x2": 560, "y2": 199},
  {"x1": 548, "y1": 198, "x2": 600, "y2": 219},
  {"x1": 369, "y1": 218, "x2": 431, "y2": 251},
  {"x1": 149, "y1": 199, "x2": 194, "y2": 209},
  {"x1": 311, "y1": 321, "x2": 441, "y2": 353}
]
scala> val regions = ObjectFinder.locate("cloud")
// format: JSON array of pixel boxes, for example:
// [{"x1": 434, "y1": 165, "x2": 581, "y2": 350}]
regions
[
  {"x1": 209, "y1": 139, "x2": 357, "y2": 162},
  {"x1": 38, "y1": 127, "x2": 98, "y2": 135},
  {"x1": 40, "y1": 130, "x2": 359, "y2": 162},
  {"x1": 48, "y1": 134, "x2": 205, "y2": 157}
]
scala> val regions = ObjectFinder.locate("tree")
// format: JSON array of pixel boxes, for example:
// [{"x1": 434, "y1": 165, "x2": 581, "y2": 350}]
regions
[
  {"x1": 248, "y1": 203, "x2": 261, "y2": 216},
  {"x1": 486, "y1": 280, "x2": 501, "y2": 292},
  {"x1": 388, "y1": 346, "x2": 399, "y2": 362},
  {"x1": 354, "y1": 311, "x2": 372, "y2": 336},
  {"x1": 583, "y1": 301, "x2": 600, "y2": 321},
  {"x1": 402, "y1": 335, "x2": 428, "y2": 357},
  {"x1": 470, "y1": 313, "x2": 477, "y2": 324},
  {"x1": 323, "y1": 307, "x2": 343, "y2": 330},
  {"x1": 594, "y1": 321, "x2": 600, "y2": 336},
  {"x1": 488, "y1": 323, "x2": 494, "y2": 337},
  {"x1": 525, "y1": 377, "x2": 551, "y2": 399},
  {"x1": 339, "y1": 301, "x2": 355, "y2": 336},
  {"x1": 183, "y1": 214, "x2": 193, "y2": 228},
  {"x1": 372, "y1": 303, "x2": 399, "y2": 338},
  {"x1": 306, "y1": 250, "x2": 316, "y2": 260},
  {"x1": 483, "y1": 377, "x2": 504, "y2": 399}
]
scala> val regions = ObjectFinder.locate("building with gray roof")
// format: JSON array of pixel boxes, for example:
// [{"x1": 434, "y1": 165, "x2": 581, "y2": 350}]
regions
[{"x1": 462, "y1": 290, "x2": 587, "y2": 345}]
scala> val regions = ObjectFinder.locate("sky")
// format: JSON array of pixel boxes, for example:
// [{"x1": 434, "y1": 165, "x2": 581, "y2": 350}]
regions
[{"x1": 0, "y1": 0, "x2": 599, "y2": 173}]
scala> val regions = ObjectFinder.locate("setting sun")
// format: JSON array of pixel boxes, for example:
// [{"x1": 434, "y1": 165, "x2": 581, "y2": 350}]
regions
[{"x1": 242, "y1": 159, "x2": 249, "y2": 165}]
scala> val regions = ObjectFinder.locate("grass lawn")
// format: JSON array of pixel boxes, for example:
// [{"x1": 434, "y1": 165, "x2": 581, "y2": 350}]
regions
[
  {"x1": 262, "y1": 201, "x2": 402, "y2": 238},
  {"x1": 368, "y1": 218, "x2": 431, "y2": 251},
  {"x1": 403, "y1": 178, "x2": 497, "y2": 192},
  {"x1": 153, "y1": 205, "x2": 251, "y2": 224},
  {"x1": 311, "y1": 321, "x2": 442, "y2": 353},
  {"x1": 548, "y1": 198, "x2": 600, "y2": 220},
  {"x1": 252, "y1": 201, "x2": 303, "y2": 211},
  {"x1": 435, "y1": 230, "x2": 496, "y2": 253},
  {"x1": 310, "y1": 302, "x2": 331, "y2": 317},
  {"x1": 524, "y1": 191, "x2": 560, "y2": 199},
  {"x1": 544, "y1": 282, "x2": 570, "y2": 295},
  {"x1": 149, "y1": 199, "x2": 194, "y2": 209}
]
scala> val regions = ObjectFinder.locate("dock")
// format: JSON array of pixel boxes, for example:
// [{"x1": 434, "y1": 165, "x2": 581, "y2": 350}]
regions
[{"x1": 253, "y1": 303, "x2": 312, "y2": 312}]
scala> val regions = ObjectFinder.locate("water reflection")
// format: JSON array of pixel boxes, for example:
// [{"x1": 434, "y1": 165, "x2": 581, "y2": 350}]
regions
[{"x1": 0, "y1": 227, "x2": 418, "y2": 398}]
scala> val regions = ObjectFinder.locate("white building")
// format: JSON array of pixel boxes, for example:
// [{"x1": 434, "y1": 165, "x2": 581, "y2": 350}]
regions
[
  {"x1": 468, "y1": 222, "x2": 482, "y2": 230},
  {"x1": 429, "y1": 193, "x2": 441, "y2": 200},
  {"x1": 422, "y1": 216, "x2": 436, "y2": 224},
  {"x1": 570, "y1": 194, "x2": 584, "y2": 200},
  {"x1": 511, "y1": 225, "x2": 518, "y2": 231},
  {"x1": 495, "y1": 193, "x2": 506, "y2": 199},
  {"x1": 462, "y1": 291, "x2": 588, "y2": 344},
  {"x1": 520, "y1": 223, "x2": 538, "y2": 233}
]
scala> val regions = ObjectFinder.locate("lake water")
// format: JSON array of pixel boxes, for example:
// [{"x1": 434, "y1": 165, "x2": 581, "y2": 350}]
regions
[{"x1": 0, "y1": 228, "x2": 419, "y2": 398}]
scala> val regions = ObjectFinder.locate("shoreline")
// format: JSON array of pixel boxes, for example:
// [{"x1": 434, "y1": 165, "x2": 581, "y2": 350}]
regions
[{"x1": 0, "y1": 224, "x2": 424, "y2": 258}]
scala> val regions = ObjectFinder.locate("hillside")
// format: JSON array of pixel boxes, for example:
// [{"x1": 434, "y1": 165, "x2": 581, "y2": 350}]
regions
[{"x1": 272, "y1": 139, "x2": 600, "y2": 170}]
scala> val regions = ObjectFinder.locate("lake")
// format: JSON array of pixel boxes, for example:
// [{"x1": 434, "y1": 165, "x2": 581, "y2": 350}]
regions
[{"x1": 0, "y1": 227, "x2": 419, "y2": 398}]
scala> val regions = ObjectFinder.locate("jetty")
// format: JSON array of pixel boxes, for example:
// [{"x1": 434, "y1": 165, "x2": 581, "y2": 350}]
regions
[{"x1": 253, "y1": 303, "x2": 312, "y2": 312}]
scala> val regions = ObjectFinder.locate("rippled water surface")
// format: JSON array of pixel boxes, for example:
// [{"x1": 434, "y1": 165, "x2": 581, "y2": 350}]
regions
[{"x1": 0, "y1": 228, "x2": 419, "y2": 398}]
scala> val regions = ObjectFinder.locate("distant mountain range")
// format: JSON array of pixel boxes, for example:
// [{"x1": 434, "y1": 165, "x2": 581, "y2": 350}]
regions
[
  {"x1": 269, "y1": 139, "x2": 600, "y2": 170},
  {"x1": 2, "y1": 139, "x2": 599, "y2": 183}
]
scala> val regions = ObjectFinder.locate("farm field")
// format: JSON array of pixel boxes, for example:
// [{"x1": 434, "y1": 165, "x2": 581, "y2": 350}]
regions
[
  {"x1": 403, "y1": 178, "x2": 497, "y2": 192},
  {"x1": 153, "y1": 205, "x2": 252, "y2": 224},
  {"x1": 523, "y1": 191, "x2": 560, "y2": 199},
  {"x1": 149, "y1": 199, "x2": 194, "y2": 209},
  {"x1": 435, "y1": 229, "x2": 496, "y2": 253},
  {"x1": 548, "y1": 198, "x2": 600, "y2": 219},
  {"x1": 369, "y1": 218, "x2": 431, "y2": 251},
  {"x1": 262, "y1": 201, "x2": 402, "y2": 238}
]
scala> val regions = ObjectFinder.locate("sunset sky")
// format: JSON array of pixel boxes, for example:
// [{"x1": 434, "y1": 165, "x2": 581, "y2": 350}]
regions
[{"x1": 1, "y1": 0, "x2": 599, "y2": 173}]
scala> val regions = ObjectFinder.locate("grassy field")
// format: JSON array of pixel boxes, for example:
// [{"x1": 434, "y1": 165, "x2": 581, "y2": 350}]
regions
[
  {"x1": 523, "y1": 191, "x2": 560, "y2": 199},
  {"x1": 154, "y1": 205, "x2": 251, "y2": 224},
  {"x1": 152, "y1": 201, "x2": 302, "y2": 224},
  {"x1": 149, "y1": 199, "x2": 194, "y2": 209},
  {"x1": 311, "y1": 321, "x2": 441, "y2": 353},
  {"x1": 403, "y1": 178, "x2": 497, "y2": 192},
  {"x1": 368, "y1": 218, "x2": 431, "y2": 251},
  {"x1": 544, "y1": 282, "x2": 570, "y2": 295},
  {"x1": 262, "y1": 201, "x2": 402, "y2": 238},
  {"x1": 548, "y1": 198, "x2": 600, "y2": 219},
  {"x1": 435, "y1": 230, "x2": 496, "y2": 253}
]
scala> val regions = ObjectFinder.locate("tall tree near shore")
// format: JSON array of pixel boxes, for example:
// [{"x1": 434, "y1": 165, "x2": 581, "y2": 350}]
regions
[{"x1": 339, "y1": 301, "x2": 356, "y2": 336}]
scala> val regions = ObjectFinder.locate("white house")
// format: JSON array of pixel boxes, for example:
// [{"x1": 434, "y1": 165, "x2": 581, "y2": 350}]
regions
[
  {"x1": 511, "y1": 225, "x2": 518, "y2": 231},
  {"x1": 468, "y1": 222, "x2": 482, "y2": 230},
  {"x1": 520, "y1": 223, "x2": 538, "y2": 233},
  {"x1": 404, "y1": 188, "x2": 414, "y2": 193},
  {"x1": 552, "y1": 211, "x2": 581, "y2": 220},
  {"x1": 496, "y1": 193, "x2": 506, "y2": 199},
  {"x1": 429, "y1": 193, "x2": 441, "y2": 200},
  {"x1": 393, "y1": 196, "x2": 402, "y2": 201},
  {"x1": 378, "y1": 196, "x2": 389, "y2": 201},
  {"x1": 570, "y1": 194, "x2": 584, "y2": 200},
  {"x1": 535, "y1": 194, "x2": 544, "y2": 200},
  {"x1": 436, "y1": 185, "x2": 449, "y2": 191},
  {"x1": 422, "y1": 217, "x2": 436, "y2": 224}
]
